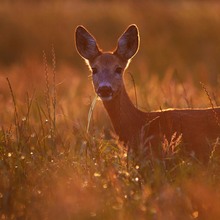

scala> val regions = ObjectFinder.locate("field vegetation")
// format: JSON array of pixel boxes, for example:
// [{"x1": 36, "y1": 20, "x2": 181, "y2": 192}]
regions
[{"x1": 1, "y1": 0, "x2": 220, "y2": 219}]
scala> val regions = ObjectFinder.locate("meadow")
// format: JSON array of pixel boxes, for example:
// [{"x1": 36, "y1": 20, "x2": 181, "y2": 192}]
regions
[{"x1": 1, "y1": 0, "x2": 220, "y2": 219}]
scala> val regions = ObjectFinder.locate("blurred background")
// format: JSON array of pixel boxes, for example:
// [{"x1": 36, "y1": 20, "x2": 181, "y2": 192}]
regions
[
  {"x1": 1, "y1": 0, "x2": 220, "y2": 124},
  {"x1": 1, "y1": 0, "x2": 220, "y2": 79}
]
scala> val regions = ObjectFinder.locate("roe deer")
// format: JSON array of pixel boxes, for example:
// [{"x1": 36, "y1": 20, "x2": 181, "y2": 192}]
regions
[{"x1": 75, "y1": 24, "x2": 220, "y2": 161}]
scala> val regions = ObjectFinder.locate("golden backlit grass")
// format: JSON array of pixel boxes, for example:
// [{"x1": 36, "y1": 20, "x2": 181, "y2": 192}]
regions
[
  {"x1": 1, "y1": 0, "x2": 220, "y2": 219},
  {"x1": 1, "y1": 54, "x2": 220, "y2": 219}
]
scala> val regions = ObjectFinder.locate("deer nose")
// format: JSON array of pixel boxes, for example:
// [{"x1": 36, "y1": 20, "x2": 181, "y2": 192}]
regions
[{"x1": 97, "y1": 86, "x2": 113, "y2": 98}]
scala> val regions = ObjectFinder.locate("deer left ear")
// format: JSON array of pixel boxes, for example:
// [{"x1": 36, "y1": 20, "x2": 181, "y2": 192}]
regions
[
  {"x1": 114, "y1": 24, "x2": 139, "y2": 60},
  {"x1": 75, "y1": 26, "x2": 101, "y2": 61}
]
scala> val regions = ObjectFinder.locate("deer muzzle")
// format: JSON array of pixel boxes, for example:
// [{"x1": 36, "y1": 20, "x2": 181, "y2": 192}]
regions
[{"x1": 97, "y1": 85, "x2": 113, "y2": 101}]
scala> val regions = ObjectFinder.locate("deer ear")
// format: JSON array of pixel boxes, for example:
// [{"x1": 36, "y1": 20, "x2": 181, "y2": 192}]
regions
[
  {"x1": 75, "y1": 26, "x2": 101, "y2": 61},
  {"x1": 114, "y1": 24, "x2": 139, "y2": 60}
]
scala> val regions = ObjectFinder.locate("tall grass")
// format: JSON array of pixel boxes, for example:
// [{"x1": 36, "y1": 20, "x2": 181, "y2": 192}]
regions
[
  {"x1": 1, "y1": 0, "x2": 220, "y2": 219},
  {"x1": 1, "y1": 57, "x2": 220, "y2": 219}
]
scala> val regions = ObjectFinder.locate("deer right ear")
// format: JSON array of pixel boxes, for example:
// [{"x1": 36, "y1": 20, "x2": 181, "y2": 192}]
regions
[
  {"x1": 75, "y1": 26, "x2": 101, "y2": 61},
  {"x1": 114, "y1": 24, "x2": 139, "y2": 61}
]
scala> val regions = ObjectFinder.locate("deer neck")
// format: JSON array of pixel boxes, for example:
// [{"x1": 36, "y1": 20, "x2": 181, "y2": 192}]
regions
[{"x1": 103, "y1": 85, "x2": 146, "y2": 143}]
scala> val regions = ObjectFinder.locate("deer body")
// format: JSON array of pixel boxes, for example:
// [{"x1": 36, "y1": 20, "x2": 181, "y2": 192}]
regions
[
  {"x1": 103, "y1": 81, "x2": 220, "y2": 160},
  {"x1": 75, "y1": 24, "x2": 220, "y2": 161}
]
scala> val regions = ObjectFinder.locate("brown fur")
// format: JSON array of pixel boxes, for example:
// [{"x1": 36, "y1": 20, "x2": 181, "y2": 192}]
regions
[
  {"x1": 104, "y1": 85, "x2": 220, "y2": 160},
  {"x1": 75, "y1": 24, "x2": 220, "y2": 161}
]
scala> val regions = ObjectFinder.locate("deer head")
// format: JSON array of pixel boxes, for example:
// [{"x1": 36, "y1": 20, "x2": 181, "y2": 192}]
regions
[{"x1": 75, "y1": 24, "x2": 139, "y2": 101}]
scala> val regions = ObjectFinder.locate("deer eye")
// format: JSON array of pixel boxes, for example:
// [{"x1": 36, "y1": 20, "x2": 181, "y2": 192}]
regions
[
  {"x1": 92, "y1": 67, "x2": 98, "y2": 75},
  {"x1": 115, "y1": 67, "x2": 123, "y2": 75}
]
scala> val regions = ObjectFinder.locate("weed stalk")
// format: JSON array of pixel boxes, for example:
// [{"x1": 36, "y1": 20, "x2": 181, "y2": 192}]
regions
[
  {"x1": 52, "y1": 45, "x2": 57, "y2": 151},
  {"x1": 6, "y1": 77, "x2": 20, "y2": 149},
  {"x1": 200, "y1": 82, "x2": 220, "y2": 127}
]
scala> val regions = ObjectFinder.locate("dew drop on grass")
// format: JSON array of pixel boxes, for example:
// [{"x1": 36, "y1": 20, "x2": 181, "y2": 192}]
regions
[
  {"x1": 31, "y1": 133, "x2": 36, "y2": 138},
  {"x1": 20, "y1": 155, "x2": 25, "y2": 160},
  {"x1": 82, "y1": 181, "x2": 88, "y2": 188},
  {"x1": 8, "y1": 152, "x2": 12, "y2": 157},
  {"x1": 135, "y1": 165, "x2": 139, "y2": 170},
  {"x1": 124, "y1": 195, "x2": 128, "y2": 199},
  {"x1": 130, "y1": 190, "x2": 134, "y2": 196},
  {"x1": 192, "y1": 211, "x2": 199, "y2": 219},
  {"x1": 125, "y1": 172, "x2": 130, "y2": 177},
  {"x1": 103, "y1": 184, "x2": 107, "y2": 189},
  {"x1": 135, "y1": 177, "x2": 139, "y2": 182},
  {"x1": 94, "y1": 172, "x2": 101, "y2": 177}
]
